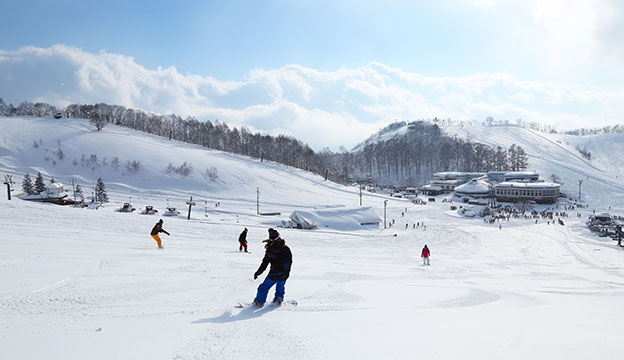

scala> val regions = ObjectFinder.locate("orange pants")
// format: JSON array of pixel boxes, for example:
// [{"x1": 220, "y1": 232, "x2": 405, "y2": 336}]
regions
[{"x1": 151, "y1": 234, "x2": 163, "y2": 248}]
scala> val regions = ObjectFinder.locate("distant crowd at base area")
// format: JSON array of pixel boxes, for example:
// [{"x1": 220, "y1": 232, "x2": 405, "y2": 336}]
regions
[{"x1": 484, "y1": 210, "x2": 567, "y2": 226}]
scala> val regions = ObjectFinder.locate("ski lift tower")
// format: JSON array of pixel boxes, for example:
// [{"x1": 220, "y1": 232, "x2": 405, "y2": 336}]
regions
[
  {"x1": 384, "y1": 200, "x2": 388, "y2": 229},
  {"x1": 356, "y1": 175, "x2": 372, "y2": 206},
  {"x1": 3, "y1": 174, "x2": 15, "y2": 200},
  {"x1": 186, "y1": 196, "x2": 196, "y2": 220}
]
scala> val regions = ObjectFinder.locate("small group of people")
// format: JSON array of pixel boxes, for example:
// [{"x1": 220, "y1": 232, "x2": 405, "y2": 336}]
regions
[
  {"x1": 148, "y1": 220, "x2": 292, "y2": 307},
  {"x1": 148, "y1": 221, "x2": 434, "y2": 307}
]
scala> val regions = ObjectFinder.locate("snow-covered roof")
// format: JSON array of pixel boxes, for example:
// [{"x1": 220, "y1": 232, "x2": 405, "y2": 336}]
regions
[
  {"x1": 47, "y1": 182, "x2": 63, "y2": 189},
  {"x1": 422, "y1": 184, "x2": 443, "y2": 191},
  {"x1": 455, "y1": 179, "x2": 491, "y2": 194},
  {"x1": 595, "y1": 212, "x2": 611, "y2": 218},
  {"x1": 434, "y1": 172, "x2": 485, "y2": 179},
  {"x1": 431, "y1": 179, "x2": 461, "y2": 185},
  {"x1": 504, "y1": 171, "x2": 538, "y2": 176},
  {"x1": 497, "y1": 181, "x2": 559, "y2": 188},
  {"x1": 289, "y1": 207, "x2": 381, "y2": 231}
]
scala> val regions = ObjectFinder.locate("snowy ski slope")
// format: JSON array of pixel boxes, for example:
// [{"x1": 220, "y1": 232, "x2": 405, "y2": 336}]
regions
[{"x1": 1, "y1": 117, "x2": 624, "y2": 360}]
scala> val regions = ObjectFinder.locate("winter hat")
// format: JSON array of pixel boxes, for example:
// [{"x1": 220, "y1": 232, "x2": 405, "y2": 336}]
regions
[
  {"x1": 268, "y1": 228, "x2": 280, "y2": 240},
  {"x1": 159, "y1": 219, "x2": 163, "y2": 224}
]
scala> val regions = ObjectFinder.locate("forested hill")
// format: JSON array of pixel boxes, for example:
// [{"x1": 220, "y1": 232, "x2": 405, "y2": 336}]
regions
[
  {"x1": 0, "y1": 99, "x2": 526, "y2": 186},
  {"x1": 352, "y1": 120, "x2": 624, "y2": 204},
  {"x1": 337, "y1": 120, "x2": 528, "y2": 186},
  {"x1": 2, "y1": 98, "x2": 623, "y2": 195},
  {"x1": 0, "y1": 99, "x2": 328, "y2": 179}
]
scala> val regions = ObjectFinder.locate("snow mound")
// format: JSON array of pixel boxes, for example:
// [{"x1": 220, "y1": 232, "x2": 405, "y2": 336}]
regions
[{"x1": 285, "y1": 206, "x2": 381, "y2": 231}]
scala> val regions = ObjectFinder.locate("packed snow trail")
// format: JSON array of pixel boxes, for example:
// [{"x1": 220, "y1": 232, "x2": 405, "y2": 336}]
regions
[{"x1": 2, "y1": 194, "x2": 624, "y2": 360}]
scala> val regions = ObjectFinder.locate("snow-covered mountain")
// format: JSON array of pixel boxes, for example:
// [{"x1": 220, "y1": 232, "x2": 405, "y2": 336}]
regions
[
  {"x1": 353, "y1": 120, "x2": 624, "y2": 206},
  {"x1": 2, "y1": 116, "x2": 624, "y2": 360},
  {"x1": 443, "y1": 124, "x2": 624, "y2": 203}
]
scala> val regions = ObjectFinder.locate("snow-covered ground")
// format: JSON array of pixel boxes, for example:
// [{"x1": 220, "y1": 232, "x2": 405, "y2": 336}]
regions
[{"x1": 1, "y1": 117, "x2": 624, "y2": 359}]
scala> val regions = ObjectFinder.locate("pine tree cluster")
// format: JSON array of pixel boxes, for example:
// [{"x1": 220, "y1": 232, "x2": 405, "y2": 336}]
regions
[{"x1": 95, "y1": 177, "x2": 109, "y2": 203}]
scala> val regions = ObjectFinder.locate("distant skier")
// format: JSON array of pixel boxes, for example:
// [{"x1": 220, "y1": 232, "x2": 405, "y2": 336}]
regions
[
  {"x1": 253, "y1": 228, "x2": 293, "y2": 306},
  {"x1": 150, "y1": 219, "x2": 169, "y2": 249},
  {"x1": 238, "y1": 228, "x2": 249, "y2": 252},
  {"x1": 421, "y1": 245, "x2": 430, "y2": 266}
]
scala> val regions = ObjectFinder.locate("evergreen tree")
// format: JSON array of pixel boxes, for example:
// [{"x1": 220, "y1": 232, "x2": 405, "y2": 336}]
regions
[
  {"x1": 95, "y1": 177, "x2": 109, "y2": 203},
  {"x1": 34, "y1": 172, "x2": 46, "y2": 194},
  {"x1": 22, "y1": 173, "x2": 34, "y2": 194},
  {"x1": 74, "y1": 183, "x2": 84, "y2": 199},
  {"x1": 516, "y1": 146, "x2": 529, "y2": 171}
]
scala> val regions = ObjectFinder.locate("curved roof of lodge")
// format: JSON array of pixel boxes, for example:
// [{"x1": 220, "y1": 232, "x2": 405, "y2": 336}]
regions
[
  {"x1": 497, "y1": 181, "x2": 559, "y2": 188},
  {"x1": 455, "y1": 179, "x2": 490, "y2": 194}
]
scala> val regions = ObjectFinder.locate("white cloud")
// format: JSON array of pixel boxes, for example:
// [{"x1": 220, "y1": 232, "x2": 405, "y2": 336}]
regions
[
  {"x1": 1, "y1": 45, "x2": 623, "y2": 150},
  {"x1": 531, "y1": 0, "x2": 624, "y2": 76}
]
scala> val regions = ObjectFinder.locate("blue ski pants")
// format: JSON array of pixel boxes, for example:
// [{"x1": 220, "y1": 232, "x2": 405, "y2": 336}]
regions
[{"x1": 255, "y1": 277, "x2": 286, "y2": 304}]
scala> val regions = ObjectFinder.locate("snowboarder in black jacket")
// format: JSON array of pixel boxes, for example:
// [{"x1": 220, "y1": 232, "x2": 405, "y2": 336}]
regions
[
  {"x1": 238, "y1": 228, "x2": 248, "y2": 252},
  {"x1": 150, "y1": 219, "x2": 169, "y2": 249},
  {"x1": 253, "y1": 228, "x2": 292, "y2": 306}
]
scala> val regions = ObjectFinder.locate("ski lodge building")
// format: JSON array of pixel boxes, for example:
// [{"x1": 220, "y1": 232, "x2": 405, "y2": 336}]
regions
[
  {"x1": 421, "y1": 171, "x2": 560, "y2": 203},
  {"x1": 494, "y1": 181, "x2": 560, "y2": 203},
  {"x1": 421, "y1": 172, "x2": 485, "y2": 195}
]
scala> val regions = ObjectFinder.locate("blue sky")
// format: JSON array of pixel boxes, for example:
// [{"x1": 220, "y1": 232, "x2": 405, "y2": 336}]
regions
[
  {"x1": 1, "y1": 0, "x2": 623, "y2": 149},
  {"x1": 0, "y1": 0, "x2": 589, "y2": 81}
]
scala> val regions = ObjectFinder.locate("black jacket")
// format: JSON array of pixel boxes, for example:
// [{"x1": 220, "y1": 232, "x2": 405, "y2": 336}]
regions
[
  {"x1": 255, "y1": 239, "x2": 292, "y2": 281},
  {"x1": 150, "y1": 223, "x2": 169, "y2": 236},
  {"x1": 238, "y1": 230, "x2": 247, "y2": 243}
]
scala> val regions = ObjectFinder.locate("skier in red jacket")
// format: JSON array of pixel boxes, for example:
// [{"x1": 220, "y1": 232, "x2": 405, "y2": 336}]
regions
[{"x1": 421, "y1": 245, "x2": 430, "y2": 266}]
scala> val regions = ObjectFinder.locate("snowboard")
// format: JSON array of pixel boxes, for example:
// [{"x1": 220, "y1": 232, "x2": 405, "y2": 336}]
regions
[{"x1": 235, "y1": 300, "x2": 298, "y2": 308}]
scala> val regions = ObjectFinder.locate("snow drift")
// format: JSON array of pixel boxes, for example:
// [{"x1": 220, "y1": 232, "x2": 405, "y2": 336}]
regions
[{"x1": 285, "y1": 206, "x2": 381, "y2": 231}]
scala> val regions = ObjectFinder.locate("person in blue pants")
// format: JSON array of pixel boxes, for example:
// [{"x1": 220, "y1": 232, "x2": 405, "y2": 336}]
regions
[{"x1": 253, "y1": 228, "x2": 293, "y2": 306}]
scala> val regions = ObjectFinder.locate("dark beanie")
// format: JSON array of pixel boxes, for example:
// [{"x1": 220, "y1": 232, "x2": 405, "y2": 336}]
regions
[{"x1": 268, "y1": 228, "x2": 280, "y2": 240}]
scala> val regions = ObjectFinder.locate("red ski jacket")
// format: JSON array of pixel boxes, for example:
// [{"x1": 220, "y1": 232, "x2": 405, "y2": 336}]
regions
[{"x1": 421, "y1": 248, "x2": 430, "y2": 258}]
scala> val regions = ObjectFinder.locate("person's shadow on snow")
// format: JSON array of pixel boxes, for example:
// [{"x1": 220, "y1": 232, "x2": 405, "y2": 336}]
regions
[{"x1": 192, "y1": 305, "x2": 278, "y2": 324}]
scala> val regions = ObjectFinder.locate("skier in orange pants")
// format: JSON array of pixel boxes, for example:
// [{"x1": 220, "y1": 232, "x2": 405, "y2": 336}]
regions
[{"x1": 150, "y1": 219, "x2": 170, "y2": 249}]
